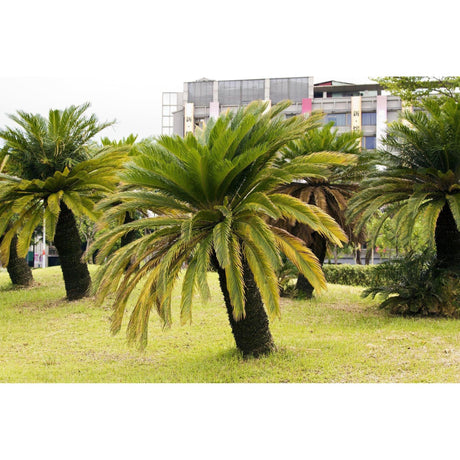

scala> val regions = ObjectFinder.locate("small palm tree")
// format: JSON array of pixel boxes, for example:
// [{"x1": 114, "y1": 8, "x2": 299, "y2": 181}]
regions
[
  {"x1": 0, "y1": 103, "x2": 127, "y2": 300},
  {"x1": 89, "y1": 101, "x2": 348, "y2": 357},
  {"x1": 274, "y1": 122, "x2": 362, "y2": 297},
  {"x1": 0, "y1": 147, "x2": 34, "y2": 286},
  {"x1": 348, "y1": 96, "x2": 460, "y2": 273}
]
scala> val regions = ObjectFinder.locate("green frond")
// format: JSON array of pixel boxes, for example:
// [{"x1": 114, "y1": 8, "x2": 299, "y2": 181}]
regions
[
  {"x1": 16, "y1": 211, "x2": 43, "y2": 258},
  {"x1": 243, "y1": 240, "x2": 280, "y2": 319},
  {"x1": 271, "y1": 225, "x2": 326, "y2": 292},
  {"x1": 180, "y1": 256, "x2": 198, "y2": 325},
  {"x1": 213, "y1": 217, "x2": 232, "y2": 268},
  {"x1": 194, "y1": 234, "x2": 213, "y2": 302},
  {"x1": 47, "y1": 191, "x2": 64, "y2": 217},
  {"x1": 446, "y1": 194, "x2": 460, "y2": 230},
  {"x1": 234, "y1": 216, "x2": 282, "y2": 270},
  {"x1": 269, "y1": 193, "x2": 347, "y2": 245},
  {"x1": 225, "y1": 235, "x2": 245, "y2": 321}
]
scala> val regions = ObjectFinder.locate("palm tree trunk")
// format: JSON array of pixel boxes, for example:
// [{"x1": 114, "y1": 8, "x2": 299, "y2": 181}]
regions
[
  {"x1": 214, "y1": 254, "x2": 275, "y2": 358},
  {"x1": 53, "y1": 202, "x2": 91, "y2": 300},
  {"x1": 435, "y1": 204, "x2": 460, "y2": 272},
  {"x1": 121, "y1": 212, "x2": 138, "y2": 271},
  {"x1": 120, "y1": 212, "x2": 137, "y2": 247},
  {"x1": 6, "y1": 233, "x2": 34, "y2": 286},
  {"x1": 295, "y1": 232, "x2": 327, "y2": 299}
]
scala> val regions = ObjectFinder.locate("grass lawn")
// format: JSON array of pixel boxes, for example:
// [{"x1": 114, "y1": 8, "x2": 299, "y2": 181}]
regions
[{"x1": 0, "y1": 265, "x2": 458, "y2": 383}]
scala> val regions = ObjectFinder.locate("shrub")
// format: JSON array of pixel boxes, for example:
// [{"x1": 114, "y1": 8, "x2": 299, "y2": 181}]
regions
[
  {"x1": 362, "y1": 252, "x2": 460, "y2": 318},
  {"x1": 323, "y1": 264, "x2": 375, "y2": 287}
]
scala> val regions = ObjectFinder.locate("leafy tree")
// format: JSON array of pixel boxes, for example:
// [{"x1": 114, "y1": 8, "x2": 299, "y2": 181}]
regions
[
  {"x1": 0, "y1": 103, "x2": 127, "y2": 300},
  {"x1": 273, "y1": 122, "x2": 362, "y2": 298},
  {"x1": 88, "y1": 101, "x2": 347, "y2": 357},
  {"x1": 348, "y1": 96, "x2": 460, "y2": 275},
  {"x1": 373, "y1": 76, "x2": 460, "y2": 103}
]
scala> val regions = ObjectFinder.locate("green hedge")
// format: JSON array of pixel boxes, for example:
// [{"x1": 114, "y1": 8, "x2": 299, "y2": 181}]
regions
[{"x1": 323, "y1": 264, "x2": 376, "y2": 287}]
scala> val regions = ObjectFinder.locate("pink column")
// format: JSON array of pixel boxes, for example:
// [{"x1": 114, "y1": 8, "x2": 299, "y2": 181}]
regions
[{"x1": 302, "y1": 98, "x2": 312, "y2": 114}]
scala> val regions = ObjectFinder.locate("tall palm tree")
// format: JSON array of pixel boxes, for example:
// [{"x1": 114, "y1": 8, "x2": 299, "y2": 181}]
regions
[
  {"x1": 88, "y1": 101, "x2": 348, "y2": 357},
  {"x1": 274, "y1": 122, "x2": 362, "y2": 298},
  {"x1": 0, "y1": 103, "x2": 127, "y2": 299},
  {"x1": 0, "y1": 147, "x2": 34, "y2": 286},
  {"x1": 347, "y1": 96, "x2": 460, "y2": 274}
]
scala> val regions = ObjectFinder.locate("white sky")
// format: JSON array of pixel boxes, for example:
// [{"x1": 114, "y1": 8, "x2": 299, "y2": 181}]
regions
[{"x1": 0, "y1": 0, "x2": 457, "y2": 141}]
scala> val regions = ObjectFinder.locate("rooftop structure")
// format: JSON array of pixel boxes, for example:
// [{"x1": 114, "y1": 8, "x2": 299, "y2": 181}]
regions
[{"x1": 162, "y1": 76, "x2": 403, "y2": 149}]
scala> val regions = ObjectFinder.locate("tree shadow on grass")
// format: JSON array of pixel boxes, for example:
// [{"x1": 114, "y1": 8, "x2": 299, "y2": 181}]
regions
[{"x1": 0, "y1": 281, "x2": 40, "y2": 292}]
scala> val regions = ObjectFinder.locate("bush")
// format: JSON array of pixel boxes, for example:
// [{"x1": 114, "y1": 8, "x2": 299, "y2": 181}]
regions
[
  {"x1": 323, "y1": 264, "x2": 375, "y2": 287},
  {"x1": 362, "y1": 252, "x2": 460, "y2": 318}
]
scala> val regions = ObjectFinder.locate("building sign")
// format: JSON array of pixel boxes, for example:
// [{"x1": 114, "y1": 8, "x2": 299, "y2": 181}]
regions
[
  {"x1": 351, "y1": 96, "x2": 362, "y2": 147},
  {"x1": 184, "y1": 103, "x2": 194, "y2": 135}
]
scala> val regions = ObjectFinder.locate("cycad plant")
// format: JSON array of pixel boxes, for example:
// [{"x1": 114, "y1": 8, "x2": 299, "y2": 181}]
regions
[
  {"x1": 348, "y1": 96, "x2": 460, "y2": 274},
  {"x1": 0, "y1": 146, "x2": 34, "y2": 286},
  {"x1": 273, "y1": 122, "x2": 362, "y2": 298},
  {"x1": 363, "y1": 251, "x2": 459, "y2": 317},
  {"x1": 0, "y1": 103, "x2": 127, "y2": 300},
  {"x1": 89, "y1": 101, "x2": 347, "y2": 357}
]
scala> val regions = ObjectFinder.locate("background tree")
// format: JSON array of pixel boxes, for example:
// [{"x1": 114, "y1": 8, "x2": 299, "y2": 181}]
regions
[
  {"x1": 373, "y1": 76, "x2": 460, "y2": 103},
  {"x1": 0, "y1": 103, "x2": 127, "y2": 300},
  {"x1": 273, "y1": 122, "x2": 362, "y2": 298},
  {"x1": 88, "y1": 101, "x2": 347, "y2": 357}
]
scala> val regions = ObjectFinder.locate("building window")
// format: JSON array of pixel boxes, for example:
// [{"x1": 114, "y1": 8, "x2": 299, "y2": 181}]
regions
[
  {"x1": 270, "y1": 77, "x2": 310, "y2": 104},
  {"x1": 362, "y1": 112, "x2": 377, "y2": 125},
  {"x1": 288, "y1": 77, "x2": 310, "y2": 102},
  {"x1": 363, "y1": 136, "x2": 376, "y2": 149},
  {"x1": 188, "y1": 81, "x2": 213, "y2": 106},
  {"x1": 219, "y1": 80, "x2": 242, "y2": 106},
  {"x1": 270, "y1": 78, "x2": 289, "y2": 104},
  {"x1": 324, "y1": 113, "x2": 349, "y2": 126},
  {"x1": 241, "y1": 79, "x2": 264, "y2": 103}
]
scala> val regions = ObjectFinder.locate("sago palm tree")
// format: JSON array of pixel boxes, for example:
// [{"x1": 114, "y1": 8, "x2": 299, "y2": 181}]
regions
[
  {"x1": 88, "y1": 101, "x2": 348, "y2": 357},
  {"x1": 0, "y1": 146, "x2": 34, "y2": 286},
  {"x1": 274, "y1": 122, "x2": 362, "y2": 297},
  {"x1": 100, "y1": 134, "x2": 152, "y2": 250},
  {"x1": 347, "y1": 96, "x2": 460, "y2": 273},
  {"x1": 0, "y1": 103, "x2": 127, "y2": 300}
]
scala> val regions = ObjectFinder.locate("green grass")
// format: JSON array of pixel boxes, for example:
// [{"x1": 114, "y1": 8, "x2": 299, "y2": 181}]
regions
[{"x1": 0, "y1": 266, "x2": 459, "y2": 383}]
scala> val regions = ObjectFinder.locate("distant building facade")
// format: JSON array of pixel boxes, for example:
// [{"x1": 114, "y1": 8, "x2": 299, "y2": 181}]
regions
[{"x1": 162, "y1": 76, "x2": 404, "y2": 149}]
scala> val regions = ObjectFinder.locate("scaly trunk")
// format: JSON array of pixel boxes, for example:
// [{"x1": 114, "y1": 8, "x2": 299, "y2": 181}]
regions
[
  {"x1": 120, "y1": 212, "x2": 137, "y2": 247},
  {"x1": 214, "y1": 254, "x2": 275, "y2": 358},
  {"x1": 365, "y1": 245, "x2": 372, "y2": 265},
  {"x1": 6, "y1": 233, "x2": 34, "y2": 286},
  {"x1": 295, "y1": 232, "x2": 327, "y2": 299},
  {"x1": 355, "y1": 244, "x2": 362, "y2": 265},
  {"x1": 121, "y1": 212, "x2": 137, "y2": 271},
  {"x1": 435, "y1": 204, "x2": 460, "y2": 273},
  {"x1": 53, "y1": 202, "x2": 91, "y2": 300}
]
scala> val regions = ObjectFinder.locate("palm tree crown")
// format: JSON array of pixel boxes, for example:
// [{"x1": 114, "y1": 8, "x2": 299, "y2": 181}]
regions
[{"x1": 89, "y1": 101, "x2": 348, "y2": 352}]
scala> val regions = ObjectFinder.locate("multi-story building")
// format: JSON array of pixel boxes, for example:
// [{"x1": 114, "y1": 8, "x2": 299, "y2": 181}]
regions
[{"x1": 162, "y1": 76, "x2": 404, "y2": 149}]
